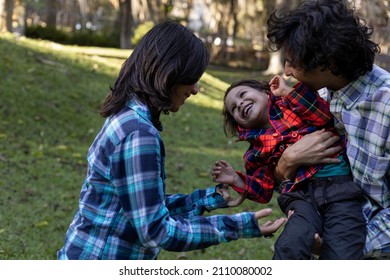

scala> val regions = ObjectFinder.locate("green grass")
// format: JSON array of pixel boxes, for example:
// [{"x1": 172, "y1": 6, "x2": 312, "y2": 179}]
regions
[{"x1": 0, "y1": 33, "x2": 283, "y2": 260}]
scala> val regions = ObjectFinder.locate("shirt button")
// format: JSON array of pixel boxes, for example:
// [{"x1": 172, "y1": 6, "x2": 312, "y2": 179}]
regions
[
  {"x1": 272, "y1": 133, "x2": 278, "y2": 138},
  {"x1": 291, "y1": 132, "x2": 298, "y2": 138}
]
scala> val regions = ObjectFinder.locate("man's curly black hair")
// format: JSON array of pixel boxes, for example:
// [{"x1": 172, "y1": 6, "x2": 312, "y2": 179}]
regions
[{"x1": 267, "y1": 0, "x2": 380, "y2": 81}]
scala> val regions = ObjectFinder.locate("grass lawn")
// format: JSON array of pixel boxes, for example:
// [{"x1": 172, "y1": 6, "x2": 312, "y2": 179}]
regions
[{"x1": 0, "y1": 33, "x2": 283, "y2": 260}]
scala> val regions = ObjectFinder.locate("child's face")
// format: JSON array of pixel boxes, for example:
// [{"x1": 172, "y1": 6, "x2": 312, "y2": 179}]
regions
[{"x1": 224, "y1": 85, "x2": 270, "y2": 129}]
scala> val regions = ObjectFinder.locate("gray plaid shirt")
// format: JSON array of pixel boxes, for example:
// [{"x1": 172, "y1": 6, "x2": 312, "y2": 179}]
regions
[{"x1": 326, "y1": 64, "x2": 390, "y2": 257}]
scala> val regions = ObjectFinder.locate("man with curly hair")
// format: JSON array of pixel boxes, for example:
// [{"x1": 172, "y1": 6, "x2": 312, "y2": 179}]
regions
[{"x1": 267, "y1": 0, "x2": 390, "y2": 259}]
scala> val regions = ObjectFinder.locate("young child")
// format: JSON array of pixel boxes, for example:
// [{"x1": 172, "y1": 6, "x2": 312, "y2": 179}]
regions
[{"x1": 212, "y1": 75, "x2": 366, "y2": 259}]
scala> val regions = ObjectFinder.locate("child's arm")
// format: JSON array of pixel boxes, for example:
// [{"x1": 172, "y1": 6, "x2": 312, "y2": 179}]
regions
[{"x1": 269, "y1": 75, "x2": 294, "y2": 97}]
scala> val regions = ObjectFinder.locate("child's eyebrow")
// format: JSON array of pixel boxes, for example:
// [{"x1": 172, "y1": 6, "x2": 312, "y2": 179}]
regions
[{"x1": 236, "y1": 88, "x2": 248, "y2": 96}]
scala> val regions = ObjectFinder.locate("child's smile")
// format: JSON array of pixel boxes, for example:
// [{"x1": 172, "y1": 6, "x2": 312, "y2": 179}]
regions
[{"x1": 225, "y1": 85, "x2": 271, "y2": 129}]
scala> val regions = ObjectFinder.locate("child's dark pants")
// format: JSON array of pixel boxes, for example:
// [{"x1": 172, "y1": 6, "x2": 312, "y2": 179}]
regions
[{"x1": 273, "y1": 175, "x2": 366, "y2": 260}]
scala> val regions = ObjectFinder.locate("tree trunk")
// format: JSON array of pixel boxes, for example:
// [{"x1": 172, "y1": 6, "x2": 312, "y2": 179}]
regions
[
  {"x1": 146, "y1": 0, "x2": 160, "y2": 24},
  {"x1": 119, "y1": 0, "x2": 132, "y2": 49},
  {"x1": 5, "y1": 0, "x2": 13, "y2": 32},
  {"x1": 0, "y1": 0, "x2": 5, "y2": 31},
  {"x1": 46, "y1": 0, "x2": 57, "y2": 28},
  {"x1": 262, "y1": 0, "x2": 294, "y2": 75},
  {"x1": 78, "y1": 0, "x2": 88, "y2": 30},
  {"x1": 262, "y1": 51, "x2": 284, "y2": 75},
  {"x1": 230, "y1": 0, "x2": 238, "y2": 40}
]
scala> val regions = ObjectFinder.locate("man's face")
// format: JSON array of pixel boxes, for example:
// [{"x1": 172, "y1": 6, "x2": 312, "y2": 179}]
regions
[
  {"x1": 283, "y1": 60, "x2": 326, "y2": 91},
  {"x1": 282, "y1": 55, "x2": 351, "y2": 91}
]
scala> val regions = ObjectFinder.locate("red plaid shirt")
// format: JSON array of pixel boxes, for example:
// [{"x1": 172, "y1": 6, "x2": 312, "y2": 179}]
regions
[{"x1": 233, "y1": 82, "x2": 343, "y2": 203}]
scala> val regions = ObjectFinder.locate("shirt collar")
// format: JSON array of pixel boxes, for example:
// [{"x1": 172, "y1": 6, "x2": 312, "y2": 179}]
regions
[
  {"x1": 328, "y1": 72, "x2": 369, "y2": 109},
  {"x1": 126, "y1": 99, "x2": 163, "y2": 130},
  {"x1": 237, "y1": 125, "x2": 268, "y2": 142}
]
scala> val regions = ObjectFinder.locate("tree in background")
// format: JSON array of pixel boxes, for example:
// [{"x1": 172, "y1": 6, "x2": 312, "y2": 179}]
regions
[
  {"x1": 0, "y1": 0, "x2": 6, "y2": 31},
  {"x1": 1, "y1": 0, "x2": 389, "y2": 69},
  {"x1": 0, "y1": 0, "x2": 15, "y2": 32},
  {"x1": 119, "y1": 0, "x2": 132, "y2": 49}
]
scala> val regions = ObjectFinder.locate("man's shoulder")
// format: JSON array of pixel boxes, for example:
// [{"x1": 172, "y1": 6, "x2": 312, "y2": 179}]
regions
[{"x1": 370, "y1": 65, "x2": 390, "y2": 86}]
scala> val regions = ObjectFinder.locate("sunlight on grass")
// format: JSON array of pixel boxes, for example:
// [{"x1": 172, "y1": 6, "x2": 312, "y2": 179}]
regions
[
  {"x1": 187, "y1": 72, "x2": 230, "y2": 110},
  {"x1": 188, "y1": 89, "x2": 224, "y2": 110},
  {"x1": 177, "y1": 145, "x2": 245, "y2": 159},
  {"x1": 201, "y1": 72, "x2": 230, "y2": 90}
]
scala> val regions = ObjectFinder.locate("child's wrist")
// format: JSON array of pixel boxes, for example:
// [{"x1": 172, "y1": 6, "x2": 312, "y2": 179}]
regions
[{"x1": 233, "y1": 173, "x2": 245, "y2": 188}]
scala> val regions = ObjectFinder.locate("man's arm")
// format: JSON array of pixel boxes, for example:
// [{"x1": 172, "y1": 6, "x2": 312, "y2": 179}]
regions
[{"x1": 274, "y1": 129, "x2": 342, "y2": 182}]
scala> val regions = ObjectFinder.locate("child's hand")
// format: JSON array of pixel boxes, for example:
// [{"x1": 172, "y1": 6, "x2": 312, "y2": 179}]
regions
[
  {"x1": 213, "y1": 160, "x2": 247, "y2": 206},
  {"x1": 212, "y1": 160, "x2": 240, "y2": 186},
  {"x1": 269, "y1": 75, "x2": 291, "y2": 97}
]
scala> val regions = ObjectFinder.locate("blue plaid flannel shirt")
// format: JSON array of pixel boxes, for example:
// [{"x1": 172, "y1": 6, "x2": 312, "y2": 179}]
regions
[{"x1": 57, "y1": 99, "x2": 261, "y2": 259}]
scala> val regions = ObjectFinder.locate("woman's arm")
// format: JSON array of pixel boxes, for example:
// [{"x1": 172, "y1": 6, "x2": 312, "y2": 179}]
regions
[
  {"x1": 165, "y1": 186, "x2": 228, "y2": 217},
  {"x1": 116, "y1": 129, "x2": 279, "y2": 251},
  {"x1": 274, "y1": 129, "x2": 342, "y2": 182}
]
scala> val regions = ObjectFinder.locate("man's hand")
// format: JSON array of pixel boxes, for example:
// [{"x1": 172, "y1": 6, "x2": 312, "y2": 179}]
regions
[
  {"x1": 284, "y1": 129, "x2": 342, "y2": 166},
  {"x1": 312, "y1": 233, "x2": 323, "y2": 256},
  {"x1": 274, "y1": 129, "x2": 342, "y2": 182},
  {"x1": 287, "y1": 210, "x2": 323, "y2": 256}
]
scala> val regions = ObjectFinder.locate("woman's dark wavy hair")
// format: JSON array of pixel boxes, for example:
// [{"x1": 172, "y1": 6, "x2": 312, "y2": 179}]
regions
[
  {"x1": 222, "y1": 79, "x2": 270, "y2": 137},
  {"x1": 267, "y1": 0, "x2": 380, "y2": 81},
  {"x1": 100, "y1": 21, "x2": 209, "y2": 129}
]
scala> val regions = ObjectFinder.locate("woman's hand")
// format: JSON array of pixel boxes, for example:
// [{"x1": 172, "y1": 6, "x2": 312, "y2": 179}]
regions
[
  {"x1": 216, "y1": 184, "x2": 247, "y2": 207},
  {"x1": 213, "y1": 160, "x2": 247, "y2": 207},
  {"x1": 254, "y1": 208, "x2": 286, "y2": 236}
]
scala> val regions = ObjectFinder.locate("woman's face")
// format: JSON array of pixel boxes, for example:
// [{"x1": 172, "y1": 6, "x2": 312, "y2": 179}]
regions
[
  {"x1": 224, "y1": 85, "x2": 271, "y2": 129},
  {"x1": 170, "y1": 83, "x2": 199, "y2": 112}
]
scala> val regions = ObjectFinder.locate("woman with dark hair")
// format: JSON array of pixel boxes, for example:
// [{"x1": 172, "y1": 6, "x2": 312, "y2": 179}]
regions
[
  {"x1": 57, "y1": 21, "x2": 285, "y2": 260},
  {"x1": 267, "y1": 0, "x2": 390, "y2": 259}
]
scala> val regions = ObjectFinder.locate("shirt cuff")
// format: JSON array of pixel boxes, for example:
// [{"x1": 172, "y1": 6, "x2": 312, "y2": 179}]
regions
[
  {"x1": 234, "y1": 212, "x2": 262, "y2": 238},
  {"x1": 201, "y1": 185, "x2": 228, "y2": 211}
]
